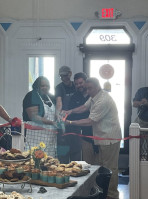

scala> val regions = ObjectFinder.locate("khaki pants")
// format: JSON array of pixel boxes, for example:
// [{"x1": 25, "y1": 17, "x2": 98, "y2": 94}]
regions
[
  {"x1": 82, "y1": 139, "x2": 99, "y2": 165},
  {"x1": 99, "y1": 142, "x2": 120, "y2": 199}
]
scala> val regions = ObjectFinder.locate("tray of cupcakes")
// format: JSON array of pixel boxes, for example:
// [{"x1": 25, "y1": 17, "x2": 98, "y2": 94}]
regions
[
  {"x1": 27, "y1": 158, "x2": 77, "y2": 189},
  {"x1": 0, "y1": 161, "x2": 31, "y2": 184},
  {"x1": 0, "y1": 149, "x2": 90, "y2": 188},
  {"x1": 25, "y1": 157, "x2": 90, "y2": 188},
  {"x1": 40, "y1": 157, "x2": 90, "y2": 177},
  {"x1": 29, "y1": 169, "x2": 77, "y2": 189}
]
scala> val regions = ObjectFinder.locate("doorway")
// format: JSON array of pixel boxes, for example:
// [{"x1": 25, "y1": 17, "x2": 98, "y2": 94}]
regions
[
  {"x1": 84, "y1": 54, "x2": 132, "y2": 153},
  {"x1": 81, "y1": 27, "x2": 134, "y2": 153},
  {"x1": 90, "y1": 59, "x2": 125, "y2": 147}
]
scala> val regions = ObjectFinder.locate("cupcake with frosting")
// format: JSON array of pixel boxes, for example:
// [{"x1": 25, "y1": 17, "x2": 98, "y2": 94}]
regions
[
  {"x1": 47, "y1": 171, "x2": 56, "y2": 183},
  {"x1": 31, "y1": 169, "x2": 40, "y2": 180},
  {"x1": 56, "y1": 173, "x2": 65, "y2": 184}
]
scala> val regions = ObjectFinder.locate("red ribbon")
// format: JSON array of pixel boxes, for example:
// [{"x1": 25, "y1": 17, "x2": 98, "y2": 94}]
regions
[
  {"x1": 0, "y1": 117, "x2": 144, "y2": 141},
  {"x1": 62, "y1": 132, "x2": 141, "y2": 141},
  {"x1": 0, "y1": 117, "x2": 58, "y2": 134},
  {"x1": 0, "y1": 122, "x2": 10, "y2": 128}
]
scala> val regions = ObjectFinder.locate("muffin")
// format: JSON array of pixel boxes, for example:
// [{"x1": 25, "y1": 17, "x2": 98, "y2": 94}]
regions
[
  {"x1": 16, "y1": 167, "x2": 24, "y2": 174},
  {"x1": 0, "y1": 167, "x2": 7, "y2": 175},
  {"x1": 64, "y1": 171, "x2": 71, "y2": 183},
  {"x1": 47, "y1": 171, "x2": 56, "y2": 183},
  {"x1": 40, "y1": 171, "x2": 48, "y2": 182},
  {"x1": 31, "y1": 169, "x2": 40, "y2": 180},
  {"x1": 56, "y1": 173, "x2": 65, "y2": 184}
]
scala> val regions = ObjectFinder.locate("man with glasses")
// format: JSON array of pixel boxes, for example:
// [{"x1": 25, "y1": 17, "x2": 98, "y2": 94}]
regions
[{"x1": 55, "y1": 66, "x2": 76, "y2": 163}]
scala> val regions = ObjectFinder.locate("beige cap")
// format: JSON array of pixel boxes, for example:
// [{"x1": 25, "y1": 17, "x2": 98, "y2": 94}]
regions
[{"x1": 59, "y1": 66, "x2": 71, "y2": 75}]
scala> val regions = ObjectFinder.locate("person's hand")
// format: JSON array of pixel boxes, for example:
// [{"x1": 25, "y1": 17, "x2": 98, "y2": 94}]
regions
[
  {"x1": 65, "y1": 120, "x2": 70, "y2": 125},
  {"x1": 141, "y1": 98, "x2": 148, "y2": 105},
  {"x1": 52, "y1": 121, "x2": 58, "y2": 128},
  {"x1": 61, "y1": 110, "x2": 72, "y2": 120}
]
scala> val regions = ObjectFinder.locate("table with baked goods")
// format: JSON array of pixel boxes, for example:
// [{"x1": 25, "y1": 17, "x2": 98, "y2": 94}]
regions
[{"x1": 0, "y1": 165, "x2": 99, "y2": 199}]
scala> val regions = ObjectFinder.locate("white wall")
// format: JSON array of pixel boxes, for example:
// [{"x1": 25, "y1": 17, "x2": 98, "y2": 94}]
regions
[
  {"x1": 0, "y1": 25, "x2": 6, "y2": 123},
  {"x1": 0, "y1": 17, "x2": 147, "y2": 122},
  {"x1": 0, "y1": 0, "x2": 148, "y2": 20}
]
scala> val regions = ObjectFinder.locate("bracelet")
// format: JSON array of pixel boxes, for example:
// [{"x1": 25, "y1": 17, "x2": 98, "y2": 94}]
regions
[{"x1": 69, "y1": 121, "x2": 72, "y2": 124}]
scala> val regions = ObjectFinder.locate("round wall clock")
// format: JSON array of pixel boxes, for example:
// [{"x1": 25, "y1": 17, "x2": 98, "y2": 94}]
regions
[{"x1": 99, "y1": 64, "x2": 114, "y2": 79}]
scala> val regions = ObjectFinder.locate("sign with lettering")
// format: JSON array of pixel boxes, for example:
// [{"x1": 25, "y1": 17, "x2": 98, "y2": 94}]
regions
[
  {"x1": 102, "y1": 8, "x2": 114, "y2": 19},
  {"x1": 95, "y1": 9, "x2": 121, "y2": 20},
  {"x1": 86, "y1": 29, "x2": 130, "y2": 44}
]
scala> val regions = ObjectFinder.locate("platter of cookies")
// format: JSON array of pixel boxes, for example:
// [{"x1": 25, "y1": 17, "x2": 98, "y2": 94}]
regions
[
  {"x1": 40, "y1": 157, "x2": 90, "y2": 177},
  {"x1": 70, "y1": 169, "x2": 90, "y2": 177},
  {"x1": 0, "y1": 176, "x2": 31, "y2": 184},
  {"x1": 0, "y1": 191, "x2": 33, "y2": 199},
  {"x1": 0, "y1": 148, "x2": 30, "y2": 162}
]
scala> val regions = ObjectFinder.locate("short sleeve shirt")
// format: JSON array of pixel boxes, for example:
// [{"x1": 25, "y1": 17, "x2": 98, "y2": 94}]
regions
[
  {"x1": 23, "y1": 90, "x2": 44, "y2": 121},
  {"x1": 55, "y1": 82, "x2": 75, "y2": 110},
  {"x1": 85, "y1": 90, "x2": 122, "y2": 145}
]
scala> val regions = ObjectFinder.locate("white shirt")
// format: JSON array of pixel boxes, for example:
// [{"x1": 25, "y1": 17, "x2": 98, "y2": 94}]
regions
[{"x1": 85, "y1": 90, "x2": 122, "y2": 145}]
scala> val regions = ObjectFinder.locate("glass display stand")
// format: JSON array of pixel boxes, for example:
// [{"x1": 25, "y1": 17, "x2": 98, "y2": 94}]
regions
[{"x1": 0, "y1": 128, "x2": 32, "y2": 193}]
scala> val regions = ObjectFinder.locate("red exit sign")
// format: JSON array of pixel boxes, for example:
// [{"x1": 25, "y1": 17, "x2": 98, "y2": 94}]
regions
[{"x1": 102, "y1": 8, "x2": 114, "y2": 19}]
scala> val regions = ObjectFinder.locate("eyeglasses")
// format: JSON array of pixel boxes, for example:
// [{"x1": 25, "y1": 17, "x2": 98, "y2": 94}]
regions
[{"x1": 59, "y1": 74, "x2": 69, "y2": 78}]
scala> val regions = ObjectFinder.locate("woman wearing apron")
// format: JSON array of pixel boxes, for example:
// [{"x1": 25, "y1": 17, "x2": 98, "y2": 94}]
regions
[{"x1": 23, "y1": 76, "x2": 57, "y2": 157}]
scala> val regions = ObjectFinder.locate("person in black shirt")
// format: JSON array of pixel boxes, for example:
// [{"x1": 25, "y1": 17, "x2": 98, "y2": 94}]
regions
[
  {"x1": 67, "y1": 72, "x2": 99, "y2": 164},
  {"x1": 133, "y1": 87, "x2": 148, "y2": 163},
  {"x1": 133, "y1": 87, "x2": 148, "y2": 126},
  {"x1": 23, "y1": 76, "x2": 55, "y2": 124},
  {"x1": 55, "y1": 66, "x2": 75, "y2": 111},
  {"x1": 55, "y1": 66, "x2": 76, "y2": 163}
]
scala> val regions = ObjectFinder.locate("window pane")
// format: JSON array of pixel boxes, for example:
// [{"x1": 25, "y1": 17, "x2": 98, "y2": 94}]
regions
[
  {"x1": 29, "y1": 57, "x2": 55, "y2": 94},
  {"x1": 86, "y1": 29, "x2": 131, "y2": 45}
]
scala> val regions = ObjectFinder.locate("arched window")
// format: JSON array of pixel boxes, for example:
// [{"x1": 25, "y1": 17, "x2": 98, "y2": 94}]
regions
[{"x1": 86, "y1": 28, "x2": 131, "y2": 45}]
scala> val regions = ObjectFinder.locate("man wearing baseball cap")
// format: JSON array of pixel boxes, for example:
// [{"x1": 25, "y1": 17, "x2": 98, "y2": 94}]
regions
[
  {"x1": 56, "y1": 66, "x2": 75, "y2": 111},
  {"x1": 55, "y1": 66, "x2": 76, "y2": 163}
]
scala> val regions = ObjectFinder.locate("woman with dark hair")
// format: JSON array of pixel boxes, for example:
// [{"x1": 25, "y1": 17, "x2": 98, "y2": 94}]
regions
[{"x1": 23, "y1": 76, "x2": 57, "y2": 157}]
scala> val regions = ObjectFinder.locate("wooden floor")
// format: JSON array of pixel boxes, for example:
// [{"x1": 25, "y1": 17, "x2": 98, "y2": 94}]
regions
[{"x1": 118, "y1": 184, "x2": 129, "y2": 199}]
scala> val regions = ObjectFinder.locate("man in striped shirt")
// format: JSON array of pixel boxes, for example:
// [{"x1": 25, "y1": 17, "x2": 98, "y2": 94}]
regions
[{"x1": 64, "y1": 77, "x2": 122, "y2": 199}]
